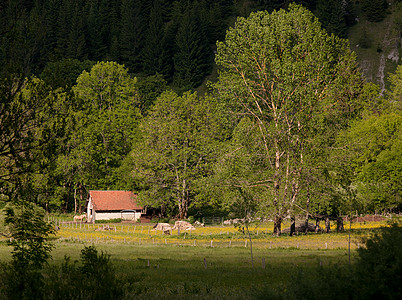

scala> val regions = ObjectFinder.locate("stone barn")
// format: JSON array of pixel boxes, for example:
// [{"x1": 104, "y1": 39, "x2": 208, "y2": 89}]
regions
[{"x1": 87, "y1": 190, "x2": 144, "y2": 223}]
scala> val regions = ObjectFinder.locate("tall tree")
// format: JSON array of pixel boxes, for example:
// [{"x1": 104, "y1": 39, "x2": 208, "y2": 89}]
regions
[
  {"x1": 336, "y1": 113, "x2": 402, "y2": 213},
  {"x1": 361, "y1": 0, "x2": 388, "y2": 22},
  {"x1": 315, "y1": 0, "x2": 347, "y2": 38},
  {"x1": 128, "y1": 91, "x2": 226, "y2": 218},
  {"x1": 173, "y1": 2, "x2": 213, "y2": 91},
  {"x1": 213, "y1": 4, "x2": 362, "y2": 234},
  {"x1": 120, "y1": 0, "x2": 146, "y2": 72},
  {"x1": 65, "y1": 62, "x2": 140, "y2": 211},
  {"x1": 141, "y1": 0, "x2": 171, "y2": 77}
]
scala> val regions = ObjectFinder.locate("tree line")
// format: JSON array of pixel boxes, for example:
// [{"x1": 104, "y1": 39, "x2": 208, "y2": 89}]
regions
[
  {"x1": 0, "y1": 0, "x2": 391, "y2": 90},
  {"x1": 0, "y1": 3, "x2": 400, "y2": 234}
]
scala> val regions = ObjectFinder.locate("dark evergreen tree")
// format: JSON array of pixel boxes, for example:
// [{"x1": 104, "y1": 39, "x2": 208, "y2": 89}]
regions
[
  {"x1": 344, "y1": 0, "x2": 357, "y2": 27},
  {"x1": 86, "y1": 2, "x2": 104, "y2": 61},
  {"x1": 315, "y1": 0, "x2": 347, "y2": 38},
  {"x1": 56, "y1": 0, "x2": 73, "y2": 59},
  {"x1": 173, "y1": 2, "x2": 213, "y2": 90},
  {"x1": 120, "y1": 0, "x2": 146, "y2": 72},
  {"x1": 361, "y1": 0, "x2": 388, "y2": 22},
  {"x1": 66, "y1": 2, "x2": 87, "y2": 60},
  {"x1": 42, "y1": 0, "x2": 61, "y2": 62},
  {"x1": 141, "y1": 0, "x2": 171, "y2": 77}
]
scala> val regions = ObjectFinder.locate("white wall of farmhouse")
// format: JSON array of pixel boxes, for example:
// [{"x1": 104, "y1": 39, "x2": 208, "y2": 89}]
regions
[{"x1": 94, "y1": 211, "x2": 122, "y2": 220}]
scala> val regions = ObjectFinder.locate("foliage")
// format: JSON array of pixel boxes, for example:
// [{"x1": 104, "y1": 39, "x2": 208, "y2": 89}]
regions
[
  {"x1": 387, "y1": 64, "x2": 402, "y2": 110},
  {"x1": 0, "y1": 75, "x2": 69, "y2": 207},
  {"x1": 3, "y1": 202, "x2": 55, "y2": 299},
  {"x1": 43, "y1": 245, "x2": 122, "y2": 300},
  {"x1": 214, "y1": 4, "x2": 362, "y2": 234},
  {"x1": 336, "y1": 113, "x2": 402, "y2": 212},
  {"x1": 354, "y1": 222, "x2": 402, "y2": 299},
  {"x1": 127, "y1": 91, "x2": 227, "y2": 218},
  {"x1": 315, "y1": 0, "x2": 347, "y2": 38},
  {"x1": 40, "y1": 58, "x2": 95, "y2": 90},
  {"x1": 361, "y1": 0, "x2": 388, "y2": 22},
  {"x1": 65, "y1": 61, "x2": 141, "y2": 194}
]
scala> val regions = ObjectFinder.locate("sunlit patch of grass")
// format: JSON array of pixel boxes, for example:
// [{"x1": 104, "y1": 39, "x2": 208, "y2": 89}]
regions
[{"x1": 52, "y1": 219, "x2": 395, "y2": 250}]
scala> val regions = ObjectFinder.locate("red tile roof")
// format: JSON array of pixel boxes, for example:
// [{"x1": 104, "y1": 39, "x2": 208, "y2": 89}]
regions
[{"x1": 89, "y1": 190, "x2": 142, "y2": 211}]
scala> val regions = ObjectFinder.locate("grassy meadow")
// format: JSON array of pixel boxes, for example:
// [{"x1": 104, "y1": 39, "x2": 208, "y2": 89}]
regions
[{"x1": 0, "y1": 218, "x2": 396, "y2": 299}]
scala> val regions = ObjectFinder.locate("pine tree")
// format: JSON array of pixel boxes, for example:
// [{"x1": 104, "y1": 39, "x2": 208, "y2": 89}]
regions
[
  {"x1": 141, "y1": 0, "x2": 171, "y2": 77},
  {"x1": 43, "y1": 0, "x2": 61, "y2": 61},
  {"x1": 173, "y1": 2, "x2": 213, "y2": 90},
  {"x1": 361, "y1": 0, "x2": 388, "y2": 22},
  {"x1": 66, "y1": 2, "x2": 87, "y2": 59},
  {"x1": 120, "y1": 0, "x2": 146, "y2": 72},
  {"x1": 86, "y1": 2, "x2": 104, "y2": 61},
  {"x1": 315, "y1": 0, "x2": 347, "y2": 38}
]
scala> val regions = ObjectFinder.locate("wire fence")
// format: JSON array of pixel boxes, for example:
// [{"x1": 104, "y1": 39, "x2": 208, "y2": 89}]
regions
[{"x1": 53, "y1": 220, "x2": 370, "y2": 250}]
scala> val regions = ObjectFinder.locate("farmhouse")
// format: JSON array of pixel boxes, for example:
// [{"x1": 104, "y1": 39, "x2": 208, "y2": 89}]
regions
[{"x1": 87, "y1": 190, "x2": 144, "y2": 223}]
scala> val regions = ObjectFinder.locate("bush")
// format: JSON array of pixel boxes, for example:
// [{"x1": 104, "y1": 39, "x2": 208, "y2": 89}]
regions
[
  {"x1": 44, "y1": 246, "x2": 122, "y2": 300},
  {"x1": 275, "y1": 222, "x2": 401, "y2": 299},
  {"x1": 354, "y1": 222, "x2": 402, "y2": 299},
  {"x1": 186, "y1": 216, "x2": 195, "y2": 224},
  {"x1": 3, "y1": 202, "x2": 55, "y2": 299}
]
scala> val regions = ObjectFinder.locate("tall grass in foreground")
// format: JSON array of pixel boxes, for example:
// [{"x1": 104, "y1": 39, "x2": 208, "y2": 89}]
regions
[{"x1": 0, "y1": 221, "x2": 399, "y2": 299}]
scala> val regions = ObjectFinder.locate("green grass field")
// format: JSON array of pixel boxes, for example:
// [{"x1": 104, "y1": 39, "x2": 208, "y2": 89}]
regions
[{"x1": 0, "y1": 219, "x2": 394, "y2": 299}]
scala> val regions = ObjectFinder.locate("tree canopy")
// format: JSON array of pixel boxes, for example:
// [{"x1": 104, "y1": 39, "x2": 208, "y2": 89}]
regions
[{"x1": 213, "y1": 3, "x2": 363, "y2": 234}]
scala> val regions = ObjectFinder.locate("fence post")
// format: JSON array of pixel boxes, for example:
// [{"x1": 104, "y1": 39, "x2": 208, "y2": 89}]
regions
[{"x1": 204, "y1": 258, "x2": 207, "y2": 269}]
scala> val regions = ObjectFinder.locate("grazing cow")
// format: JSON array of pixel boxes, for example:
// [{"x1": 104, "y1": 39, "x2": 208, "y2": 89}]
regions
[
  {"x1": 172, "y1": 220, "x2": 195, "y2": 231},
  {"x1": 153, "y1": 223, "x2": 172, "y2": 232},
  {"x1": 73, "y1": 214, "x2": 87, "y2": 222}
]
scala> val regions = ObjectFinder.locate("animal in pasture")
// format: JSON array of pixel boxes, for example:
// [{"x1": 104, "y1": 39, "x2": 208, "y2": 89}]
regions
[{"x1": 73, "y1": 214, "x2": 87, "y2": 222}]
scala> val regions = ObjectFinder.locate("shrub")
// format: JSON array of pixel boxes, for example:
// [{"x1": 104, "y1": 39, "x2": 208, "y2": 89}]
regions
[
  {"x1": 186, "y1": 216, "x2": 195, "y2": 224},
  {"x1": 44, "y1": 246, "x2": 123, "y2": 300},
  {"x1": 3, "y1": 202, "x2": 55, "y2": 299},
  {"x1": 354, "y1": 222, "x2": 402, "y2": 299},
  {"x1": 277, "y1": 222, "x2": 402, "y2": 299}
]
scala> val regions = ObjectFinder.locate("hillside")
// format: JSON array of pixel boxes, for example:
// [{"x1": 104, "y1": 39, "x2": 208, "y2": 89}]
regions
[{"x1": 348, "y1": 1, "x2": 402, "y2": 92}]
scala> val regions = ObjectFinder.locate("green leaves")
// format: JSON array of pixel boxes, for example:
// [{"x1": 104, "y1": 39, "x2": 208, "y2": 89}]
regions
[
  {"x1": 337, "y1": 113, "x2": 402, "y2": 212},
  {"x1": 214, "y1": 4, "x2": 362, "y2": 232},
  {"x1": 127, "y1": 91, "x2": 226, "y2": 218}
]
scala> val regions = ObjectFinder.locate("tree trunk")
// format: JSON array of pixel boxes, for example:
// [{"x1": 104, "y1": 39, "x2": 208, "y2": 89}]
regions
[
  {"x1": 79, "y1": 185, "x2": 84, "y2": 214},
  {"x1": 337, "y1": 217, "x2": 344, "y2": 232},
  {"x1": 74, "y1": 188, "x2": 77, "y2": 214},
  {"x1": 325, "y1": 217, "x2": 331, "y2": 233},
  {"x1": 304, "y1": 185, "x2": 310, "y2": 235},
  {"x1": 315, "y1": 218, "x2": 320, "y2": 233},
  {"x1": 290, "y1": 216, "x2": 296, "y2": 236},
  {"x1": 273, "y1": 215, "x2": 282, "y2": 236}
]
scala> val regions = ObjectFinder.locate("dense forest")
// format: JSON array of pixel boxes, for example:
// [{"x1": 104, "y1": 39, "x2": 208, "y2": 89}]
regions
[{"x1": 0, "y1": 0, "x2": 401, "y2": 233}]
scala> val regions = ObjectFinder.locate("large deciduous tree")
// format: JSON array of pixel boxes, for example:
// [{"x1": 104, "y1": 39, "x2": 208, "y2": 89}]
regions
[
  {"x1": 62, "y1": 62, "x2": 140, "y2": 211},
  {"x1": 213, "y1": 4, "x2": 362, "y2": 235},
  {"x1": 127, "y1": 91, "x2": 226, "y2": 219}
]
